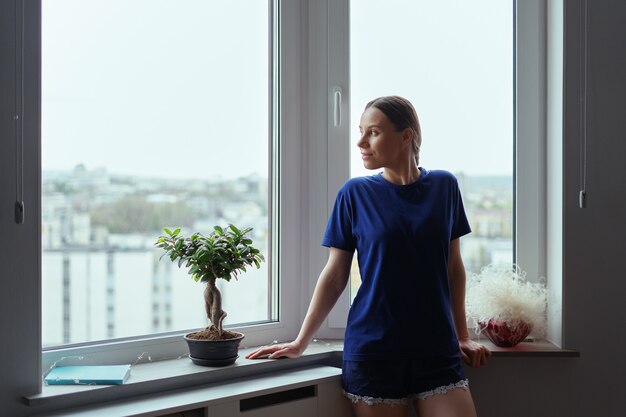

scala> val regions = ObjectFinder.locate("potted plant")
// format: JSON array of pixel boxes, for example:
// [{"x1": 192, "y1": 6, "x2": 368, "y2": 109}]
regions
[
  {"x1": 155, "y1": 225, "x2": 264, "y2": 366},
  {"x1": 466, "y1": 264, "x2": 547, "y2": 347}
]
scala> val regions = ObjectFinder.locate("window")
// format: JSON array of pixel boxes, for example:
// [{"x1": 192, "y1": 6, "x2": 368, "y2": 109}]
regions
[
  {"x1": 36, "y1": 0, "x2": 307, "y2": 367},
  {"x1": 3, "y1": 0, "x2": 554, "y2": 391},
  {"x1": 348, "y1": 0, "x2": 514, "y2": 301},
  {"x1": 41, "y1": 0, "x2": 274, "y2": 347},
  {"x1": 322, "y1": 0, "x2": 550, "y2": 329}
]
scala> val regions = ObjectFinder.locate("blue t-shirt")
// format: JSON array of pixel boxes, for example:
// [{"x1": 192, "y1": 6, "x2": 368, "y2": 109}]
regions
[{"x1": 322, "y1": 168, "x2": 471, "y2": 360}]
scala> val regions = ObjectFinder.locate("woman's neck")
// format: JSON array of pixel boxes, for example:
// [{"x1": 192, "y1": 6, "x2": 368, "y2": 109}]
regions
[{"x1": 382, "y1": 164, "x2": 421, "y2": 185}]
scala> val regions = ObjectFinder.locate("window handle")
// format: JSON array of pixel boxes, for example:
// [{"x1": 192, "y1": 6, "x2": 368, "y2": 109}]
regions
[{"x1": 333, "y1": 86, "x2": 342, "y2": 127}]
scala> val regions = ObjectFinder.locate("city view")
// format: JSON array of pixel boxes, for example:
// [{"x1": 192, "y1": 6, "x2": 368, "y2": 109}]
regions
[
  {"x1": 42, "y1": 165, "x2": 511, "y2": 347},
  {"x1": 42, "y1": 166, "x2": 270, "y2": 347}
]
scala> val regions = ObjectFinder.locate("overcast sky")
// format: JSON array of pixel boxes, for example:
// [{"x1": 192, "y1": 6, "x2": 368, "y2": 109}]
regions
[
  {"x1": 42, "y1": 0, "x2": 512, "y2": 180},
  {"x1": 350, "y1": 0, "x2": 513, "y2": 177}
]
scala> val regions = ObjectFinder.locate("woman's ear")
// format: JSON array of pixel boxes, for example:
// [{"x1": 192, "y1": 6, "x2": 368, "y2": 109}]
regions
[{"x1": 401, "y1": 127, "x2": 414, "y2": 147}]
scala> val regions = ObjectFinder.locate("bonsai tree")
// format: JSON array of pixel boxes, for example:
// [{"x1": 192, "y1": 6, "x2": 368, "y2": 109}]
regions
[{"x1": 155, "y1": 225, "x2": 264, "y2": 340}]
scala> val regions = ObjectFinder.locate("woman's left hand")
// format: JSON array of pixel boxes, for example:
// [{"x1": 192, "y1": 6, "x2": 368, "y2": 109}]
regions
[{"x1": 459, "y1": 338, "x2": 491, "y2": 368}]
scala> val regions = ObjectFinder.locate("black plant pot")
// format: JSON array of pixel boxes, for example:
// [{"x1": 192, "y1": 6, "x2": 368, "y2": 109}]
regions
[{"x1": 184, "y1": 332, "x2": 245, "y2": 366}]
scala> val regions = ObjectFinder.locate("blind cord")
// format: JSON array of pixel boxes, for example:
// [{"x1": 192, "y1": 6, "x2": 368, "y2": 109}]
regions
[
  {"x1": 579, "y1": 0, "x2": 588, "y2": 209},
  {"x1": 14, "y1": 0, "x2": 25, "y2": 224}
]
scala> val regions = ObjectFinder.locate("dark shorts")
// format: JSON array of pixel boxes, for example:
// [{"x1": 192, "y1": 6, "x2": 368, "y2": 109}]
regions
[{"x1": 342, "y1": 354, "x2": 468, "y2": 406}]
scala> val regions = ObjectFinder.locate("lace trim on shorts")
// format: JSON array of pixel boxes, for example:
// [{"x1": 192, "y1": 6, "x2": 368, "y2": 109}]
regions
[
  {"x1": 413, "y1": 379, "x2": 469, "y2": 401},
  {"x1": 342, "y1": 390, "x2": 407, "y2": 406}
]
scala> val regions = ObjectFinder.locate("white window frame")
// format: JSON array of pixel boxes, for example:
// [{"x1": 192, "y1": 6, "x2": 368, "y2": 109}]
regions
[
  {"x1": 18, "y1": 0, "x2": 308, "y2": 371},
  {"x1": 314, "y1": 0, "x2": 557, "y2": 336},
  {"x1": 516, "y1": 0, "x2": 548, "y2": 284}
]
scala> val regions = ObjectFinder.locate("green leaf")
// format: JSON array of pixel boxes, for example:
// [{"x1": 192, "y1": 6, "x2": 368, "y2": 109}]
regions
[{"x1": 154, "y1": 224, "x2": 265, "y2": 295}]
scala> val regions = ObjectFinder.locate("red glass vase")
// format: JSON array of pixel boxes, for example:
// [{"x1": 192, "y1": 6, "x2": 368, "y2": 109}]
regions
[{"x1": 478, "y1": 319, "x2": 532, "y2": 347}]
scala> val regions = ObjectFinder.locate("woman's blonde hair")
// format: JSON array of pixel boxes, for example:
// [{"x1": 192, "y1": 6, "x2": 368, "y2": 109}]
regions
[{"x1": 365, "y1": 96, "x2": 422, "y2": 166}]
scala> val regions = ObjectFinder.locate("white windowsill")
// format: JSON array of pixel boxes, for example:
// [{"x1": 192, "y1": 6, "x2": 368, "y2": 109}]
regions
[
  {"x1": 27, "y1": 340, "x2": 344, "y2": 412},
  {"x1": 476, "y1": 337, "x2": 579, "y2": 357},
  {"x1": 30, "y1": 366, "x2": 344, "y2": 417},
  {"x1": 25, "y1": 338, "x2": 577, "y2": 415}
]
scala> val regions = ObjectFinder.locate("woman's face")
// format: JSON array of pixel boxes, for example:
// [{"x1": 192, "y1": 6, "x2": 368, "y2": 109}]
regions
[{"x1": 357, "y1": 107, "x2": 409, "y2": 170}]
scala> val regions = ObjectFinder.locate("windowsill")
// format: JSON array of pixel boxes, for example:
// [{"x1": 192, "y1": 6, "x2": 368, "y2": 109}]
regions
[
  {"x1": 25, "y1": 338, "x2": 577, "y2": 414},
  {"x1": 476, "y1": 337, "x2": 579, "y2": 357},
  {"x1": 27, "y1": 340, "x2": 344, "y2": 412}
]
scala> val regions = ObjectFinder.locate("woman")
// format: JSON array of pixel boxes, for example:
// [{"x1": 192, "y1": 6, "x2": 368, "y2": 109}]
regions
[{"x1": 247, "y1": 96, "x2": 490, "y2": 417}]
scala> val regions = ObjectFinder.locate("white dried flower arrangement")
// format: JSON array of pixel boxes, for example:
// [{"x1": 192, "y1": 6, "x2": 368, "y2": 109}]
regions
[{"x1": 466, "y1": 264, "x2": 548, "y2": 337}]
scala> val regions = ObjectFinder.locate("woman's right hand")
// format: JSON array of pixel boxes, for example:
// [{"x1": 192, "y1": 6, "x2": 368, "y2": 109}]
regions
[
  {"x1": 246, "y1": 248, "x2": 353, "y2": 361},
  {"x1": 245, "y1": 341, "x2": 305, "y2": 360}
]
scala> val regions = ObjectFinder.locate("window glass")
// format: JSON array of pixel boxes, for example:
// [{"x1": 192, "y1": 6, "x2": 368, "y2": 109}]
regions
[
  {"x1": 42, "y1": 0, "x2": 271, "y2": 347},
  {"x1": 349, "y1": 0, "x2": 513, "y2": 301}
]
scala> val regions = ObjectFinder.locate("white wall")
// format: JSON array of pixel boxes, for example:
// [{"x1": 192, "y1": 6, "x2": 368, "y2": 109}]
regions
[{"x1": 1, "y1": 0, "x2": 626, "y2": 416}]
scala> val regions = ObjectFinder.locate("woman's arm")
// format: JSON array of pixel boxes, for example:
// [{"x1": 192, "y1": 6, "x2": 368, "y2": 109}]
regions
[
  {"x1": 449, "y1": 238, "x2": 491, "y2": 368},
  {"x1": 246, "y1": 247, "x2": 353, "y2": 359}
]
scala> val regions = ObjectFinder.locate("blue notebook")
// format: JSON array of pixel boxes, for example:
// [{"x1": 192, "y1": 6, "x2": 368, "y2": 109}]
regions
[{"x1": 44, "y1": 365, "x2": 131, "y2": 385}]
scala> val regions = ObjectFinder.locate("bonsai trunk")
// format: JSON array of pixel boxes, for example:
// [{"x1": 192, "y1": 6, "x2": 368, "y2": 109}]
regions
[{"x1": 204, "y1": 279, "x2": 227, "y2": 336}]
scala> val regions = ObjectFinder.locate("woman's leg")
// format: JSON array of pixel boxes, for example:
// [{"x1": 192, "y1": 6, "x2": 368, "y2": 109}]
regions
[
  {"x1": 352, "y1": 402, "x2": 409, "y2": 417},
  {"x1": 413, "y1": 387, "x2": 477, "y2": 417}
]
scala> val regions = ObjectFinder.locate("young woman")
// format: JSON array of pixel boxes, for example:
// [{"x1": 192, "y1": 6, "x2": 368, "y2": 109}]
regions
[{"x1": 247, "y1": 96, "x2": 490, "y2": 417}]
